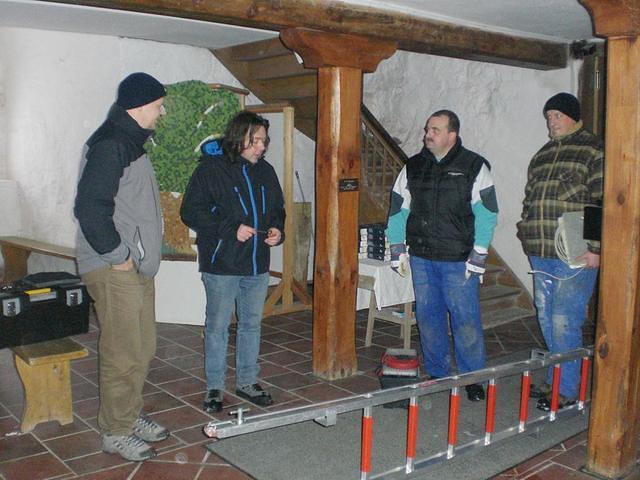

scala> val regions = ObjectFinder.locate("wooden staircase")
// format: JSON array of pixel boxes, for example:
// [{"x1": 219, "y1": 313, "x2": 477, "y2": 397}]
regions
[{"x1": 211, "y1": 37, "x2": 535, "y2": 326}]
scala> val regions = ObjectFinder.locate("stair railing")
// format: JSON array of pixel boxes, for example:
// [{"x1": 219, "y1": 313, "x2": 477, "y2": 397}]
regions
[{"x1": 360, "y1": 105, "x2": 408, "y2": 216}]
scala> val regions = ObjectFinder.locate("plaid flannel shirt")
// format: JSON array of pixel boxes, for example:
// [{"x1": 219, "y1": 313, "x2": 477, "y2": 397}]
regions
[{"x1": 519, "y1": 125, "x2": 603, "y2": 258}]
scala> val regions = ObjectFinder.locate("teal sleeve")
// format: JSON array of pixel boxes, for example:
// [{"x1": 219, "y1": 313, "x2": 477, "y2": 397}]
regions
[
  {"x1": 472, "y1": 201, "x2": 497, "y2": 249},
  {"x1": 386, "y1": 208, "x2": 409, "y2": 244}
]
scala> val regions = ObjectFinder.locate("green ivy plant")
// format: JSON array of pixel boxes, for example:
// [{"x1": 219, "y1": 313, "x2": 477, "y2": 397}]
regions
[{"x1": 146, "y1": 80, "x2": 240, "y2": 193}]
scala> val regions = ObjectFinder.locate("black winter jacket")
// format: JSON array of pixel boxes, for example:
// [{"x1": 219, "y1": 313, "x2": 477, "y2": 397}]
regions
[{"x1": 180, "y1": 140, "x2": 285, "y2": 276}]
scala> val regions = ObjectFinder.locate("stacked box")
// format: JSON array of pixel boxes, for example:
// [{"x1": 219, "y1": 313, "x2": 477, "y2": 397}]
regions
[{"x1": 358, "y1": 223, "x2": 390, "y2": 261}]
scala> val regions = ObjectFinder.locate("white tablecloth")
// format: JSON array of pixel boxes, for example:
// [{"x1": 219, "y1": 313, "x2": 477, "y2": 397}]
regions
[{"x1": 356, "y1": 258, "x2": 415, "y2": 310}]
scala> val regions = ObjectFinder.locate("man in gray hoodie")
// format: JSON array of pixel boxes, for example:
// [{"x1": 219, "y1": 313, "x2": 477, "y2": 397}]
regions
[{"x1": 74, "y1": 72, "x2": 168, "y2": 462}]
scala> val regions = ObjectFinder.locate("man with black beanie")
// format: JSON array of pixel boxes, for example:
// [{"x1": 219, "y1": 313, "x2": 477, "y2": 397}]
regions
[
  {"x1": 518, "y1": 92, "x2": 603, "y2": 412},
  {"x1": 74, "y1": 72, "x2": 169, "y2": 461}
]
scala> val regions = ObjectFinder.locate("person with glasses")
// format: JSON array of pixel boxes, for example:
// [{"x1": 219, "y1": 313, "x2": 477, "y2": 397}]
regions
[{"x1": 181, "y1": 111, "x2": 285, "y2": 412}]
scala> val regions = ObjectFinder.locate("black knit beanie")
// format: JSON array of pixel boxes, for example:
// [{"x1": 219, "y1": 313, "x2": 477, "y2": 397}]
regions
[
  {"x1": 116, "y1": 72, "x2": 166, "y2": 110},
  {"x1": 543, "y1": 92, "x2": 581, "y2": 122}
]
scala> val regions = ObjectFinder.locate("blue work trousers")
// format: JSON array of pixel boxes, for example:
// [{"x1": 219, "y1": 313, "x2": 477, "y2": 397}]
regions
[
  {"x1": 202, "y1": 272, "x2": 269, "y2": 391},
  {"x1": 410, "y1": 256, "x2": 486, "y2": 378},
  {"x1": 529, "y1": 256, "x2": 598, "y2": 398}
]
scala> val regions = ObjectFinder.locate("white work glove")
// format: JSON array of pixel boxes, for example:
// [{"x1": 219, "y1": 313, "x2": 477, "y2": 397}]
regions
[
  {"x1": 465, "y1": 248, "x2": 488, "y2": 283},
  {"x1": 390, "y1": 243, "x2": 409, "y2": 277}
]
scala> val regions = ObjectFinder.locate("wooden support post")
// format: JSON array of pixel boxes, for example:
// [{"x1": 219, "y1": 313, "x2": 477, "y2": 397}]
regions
[
  {"x1": 280, "y1": 28, "x2": 396, "y2": 379},
  {"x1": 579, "y1": 2, "x2": 640, "y2": 477}
]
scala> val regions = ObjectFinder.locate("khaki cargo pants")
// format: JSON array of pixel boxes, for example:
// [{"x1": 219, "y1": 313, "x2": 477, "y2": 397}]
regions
[{"x1": 82, "y1": 265, "x2": 156, "y2": 436}]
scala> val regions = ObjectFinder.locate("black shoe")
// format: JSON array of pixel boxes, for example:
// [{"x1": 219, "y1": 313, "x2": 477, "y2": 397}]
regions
[
  {"x1": 465, "y1": 384, "x2": 485, "y2": 402},
  {"x1": 536, "y1": 395, "x2": 576, "y2": 412},
  {"x1": 529, "y1": 383, "x2": 552, "y2": 399},
  {"x1": 203, "y1": 389, "x2": 223, "y2": 413},
  {"x1": 236, "y1": 383, "x2": 273, "y2": 406}
]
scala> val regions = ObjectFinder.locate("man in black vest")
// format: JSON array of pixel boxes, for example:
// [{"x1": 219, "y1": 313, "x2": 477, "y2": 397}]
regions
[{"x1": 386, "y1": 110, "x2": 499, "y2": 401}]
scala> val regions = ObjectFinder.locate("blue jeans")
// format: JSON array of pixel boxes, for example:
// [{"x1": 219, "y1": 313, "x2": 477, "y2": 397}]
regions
[
  {"x1": 202, "y1": 272, "x2": 269, "y2": 390},
  {"x1": 410, "y1": 256, "x2": 486, "y2": 378},
  {"x1": 529, "y1": 257, "x2": 598, "y2": 398}
]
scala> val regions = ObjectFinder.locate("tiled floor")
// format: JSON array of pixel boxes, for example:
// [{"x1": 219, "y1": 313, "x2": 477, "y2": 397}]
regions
[{"x1": 0, "y1": 305, "x2": 603, "y2": 480}]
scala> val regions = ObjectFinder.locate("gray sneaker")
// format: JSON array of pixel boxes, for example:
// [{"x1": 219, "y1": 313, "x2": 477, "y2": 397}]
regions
[
  {"x1": 102, "y1": 433, "x2": 155, "y2": 462},
  {"x1": 133, "y1": 414, "x2": 170, "y2": 442}
]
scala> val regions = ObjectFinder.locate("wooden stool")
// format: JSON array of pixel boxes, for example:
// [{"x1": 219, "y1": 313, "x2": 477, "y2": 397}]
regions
[
  {"x1": 359, "y1": 275, "x2": 416, "y2": 349},
  {"x1": 12, "y1": 338, "x2": 88, "y2": 432}
]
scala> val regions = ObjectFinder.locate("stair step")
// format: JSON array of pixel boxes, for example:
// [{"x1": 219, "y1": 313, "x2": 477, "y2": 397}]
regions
[
  {"x1": 482, "y1": 306, "x2": 536, "y2": 330},
  {"x1": 480, "y1": 285, "x2": 525, "y2": 313},
  {"x1": 250, "y1": 55, "x2": 314, "y2": 80},
  {"x1": 224, "y1": 38, "x2": 289, "y2": 61},
  {"x1": 479, "y1": 284, "x2": 521, "y2": 301},
  {"x1": 257, "y1": 76, "x2": 317, "y2": 100}
]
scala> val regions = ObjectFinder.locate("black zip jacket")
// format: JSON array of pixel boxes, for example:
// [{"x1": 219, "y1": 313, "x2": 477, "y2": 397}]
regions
[{"x1": 180, "y1": 140, "x2": 285, "y2": 276}]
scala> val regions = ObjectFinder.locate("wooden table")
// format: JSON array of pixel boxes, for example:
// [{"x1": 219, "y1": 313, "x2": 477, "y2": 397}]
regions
[
  {"x1": 0, "y1": 236, "x2": 76, "y2": 283},
  {"x1": 12, "y1": 338, "x2": 88, "y2": 432},
  {"x1": 357, "y1": 258, "x2": 416, "y2": 349}
]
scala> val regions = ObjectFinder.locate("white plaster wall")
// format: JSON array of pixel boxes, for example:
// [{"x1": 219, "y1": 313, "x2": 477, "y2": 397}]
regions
[{"x1": 364, "y1": 51, "x2": 579, "y2": 292}]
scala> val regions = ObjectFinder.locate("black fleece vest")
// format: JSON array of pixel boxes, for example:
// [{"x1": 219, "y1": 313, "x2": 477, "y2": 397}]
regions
[{"x1": 405, "y1": 143, "x2": 485, "y2": 261}]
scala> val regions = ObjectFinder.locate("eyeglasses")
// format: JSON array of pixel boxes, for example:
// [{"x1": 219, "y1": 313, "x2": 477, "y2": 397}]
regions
[{"x1": 251, "y1": 136, "x2": 270, "y2": 147}]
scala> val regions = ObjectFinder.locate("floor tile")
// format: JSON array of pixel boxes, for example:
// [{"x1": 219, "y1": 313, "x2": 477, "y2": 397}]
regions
[
  {"x1": 44, "y1": 430, "x2": 103, "y2": 460},
  {"x1": 74, "y1": 463, "x2": 139, "y2": 479},
  {"x1": 522, "y1": 462, "x2": 596, "y2": 479},
  {"x1": 157, "y1": 377, "x2": 207, "y2": 398},
  {"x1": 330, "y1": 374, "x2": 381, "y2": 394},
  {"x1": 0, "y1": 452, "x2": 72, "y2": 480},
  {"x1": 148, "y1": 406, "x2": 212, "y2": 432},
  {"x1": 146, "y1": 366, "x2": 192, "y2": 385},
  {"x1": 155, "y1": 343, "x2": 198, "y2": 361},
  {"x1": 65, "y1": 450, "x2": 130, "y2": 476},
  {"x1": 257, "y1": 361, "x2": 292, "y2": 379},
  {"x1": 0, "y1": 416, "x2": 20, "y2": 436},
  {"x1": 292, "y1": 383, "x2": 352, "y2": 403},
  {"x1": 168, "y1": 353, "x2": 204, "y2": 371},
  {"x1": 0, "y1": 433, "x2": 47, "y2": 462},
  {"x1": 260, "y1": 350, "x2": 309, "y2": 366},
  {"x1": 279, "y1": 339, "x2": 313, "y2": 354},
  {"x1": 265, "y1": 371, "x2": 321, "y2": 390},
  {"x1": 32, "y1": 416, "x2": 93, "y2": 441},
  {"x1": 143, "y1": 390, "x2": 186, "y2": 413},
  {"x1": 552, "y1": 443, "x2": 588, "y2": 471}
]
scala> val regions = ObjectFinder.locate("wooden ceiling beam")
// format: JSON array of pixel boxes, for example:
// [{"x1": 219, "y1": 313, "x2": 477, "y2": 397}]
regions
[
  {"x1": 580, "y1": 0, "x2": 640, "y2": 37},
  {"x1": 46, "y1": 0, "x2": 568, "y2": 70}
]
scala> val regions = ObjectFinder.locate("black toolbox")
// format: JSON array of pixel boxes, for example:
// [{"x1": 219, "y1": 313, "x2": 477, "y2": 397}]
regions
[{"x1": 0, "y1": 273, "x2": 90, "y2": 349}]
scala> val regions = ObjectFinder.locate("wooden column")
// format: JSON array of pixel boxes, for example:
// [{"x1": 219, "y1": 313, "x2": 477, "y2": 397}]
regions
[
  {"x1": 580, "y1": 1, "x2": 640, "y2": 478},
  {"x1": 280, "y1": 28, "x2": 396, "y2": 379}
]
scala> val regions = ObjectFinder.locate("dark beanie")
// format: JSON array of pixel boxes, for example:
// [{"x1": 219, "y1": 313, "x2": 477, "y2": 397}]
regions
[
  {"x1": 543, "y1": 92, "x2": 581, "y2": 122},
  {"x1": 116, "y1": 72, "x2": 166, "y2": 110}
]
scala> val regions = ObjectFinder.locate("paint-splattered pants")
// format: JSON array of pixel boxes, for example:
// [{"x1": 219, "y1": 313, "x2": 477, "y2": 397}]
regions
[
  {"x1": 529, "y1": 256, "x2": 599, "y2": 398},
  {"x1": 410, "y1": 256, "x2": 485, "y2": 378}
]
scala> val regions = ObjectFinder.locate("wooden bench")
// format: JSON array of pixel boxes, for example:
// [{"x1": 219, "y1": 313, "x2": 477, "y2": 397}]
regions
[
  {"x1": 11, "y1": 338, "x2": 88, "y2": 432},
  {"x1": 0, "y1": 236, "x2": 76, "y2": 284}
]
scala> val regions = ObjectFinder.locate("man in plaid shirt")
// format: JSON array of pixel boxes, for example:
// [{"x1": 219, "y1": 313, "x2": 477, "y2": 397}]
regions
[{"x1": 518, "y1": 92, "x2": 603, "y2": 412}]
